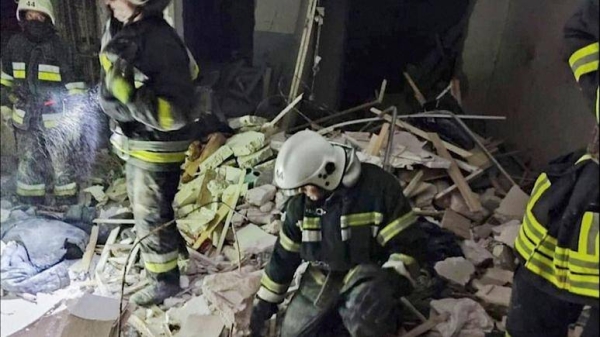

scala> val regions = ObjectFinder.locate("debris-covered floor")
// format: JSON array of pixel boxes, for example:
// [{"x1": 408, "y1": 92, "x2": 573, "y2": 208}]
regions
[{"x1": 1, "y1": 100, "x2": 591, "y2": 337}]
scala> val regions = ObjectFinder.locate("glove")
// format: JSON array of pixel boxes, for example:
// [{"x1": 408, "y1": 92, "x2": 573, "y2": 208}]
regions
[
  {"x1": 104, "y1": 60, "x2": 134, "y2": 105},
  {"x1": 249, "y1": 298, "x2": 278, "y2": 337}
]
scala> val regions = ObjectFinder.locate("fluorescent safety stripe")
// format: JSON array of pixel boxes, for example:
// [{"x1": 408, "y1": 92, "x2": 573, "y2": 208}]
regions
[
  {"x1": 302, "y1": 217, "x2": 321, "y2": 230},
  {"x1": 99, "y1": 53, "x2": 112, "y2": 72},
  {"x1": 341, "y1": 228, "x2": 351, "y2": 241},
  {"x1": 134, "y1": 81, "x2": 144, "y2": 89},
  {"x1": 111, "y1": 139, "x2": 187, "y2": 164},
  {"x1": 157, "y1": 98, "x2": 174, "y2": 130},
  {"x1": 302, "y1": 230, "x2": 322, "y2": 242},
  {"x1": 13, "y1": 70, "x2": 25, "y2": 79},
  {"x1": 54, "y1": 182, "x2": 77, "y2": 196},
  {"x1": 524, "y1": 254, "x2": 599, "y2": 298},
  {"x1": 257, "y1": 286, "x2": 285, "y2": 303},
  {"x1": 279, "y1": 231, "x2": 300, "y2": 253},
  {"x1": 340, "y1": 212, "x2": 383, "y2": 228},
  {"x1": 16, "y1": 181, "x2": 45, "y2": 197},
  {"x1": 39, "y1": 64, "x2": 60, "y2": 73},
  {"x1": 142, "y1": 250, "x2": 179, "y2": 264},
  {"x1": 42, "y1": 113, "x2": 63, "y2": 128},
  {"x1": 260, "y1": 273, "x2": 288, "y2": 294},
  {"x1": 377, "y1": 211, "x2": 417, "y2": 245},
  {"x1": 12, "y1": 109, "x2": 25, "y2": 125},
  {"x1": 110, "y1": 133, "x2": 190, "y2": 152},
  {"x1": 309, "y1": 267, "x2": 326, "y2": 285},
  {"x1": 186, "y1": 48, "x2": 199, "y2": 81},
  {"x1": 1, "y1": 71, "x2": 13, "y2": 87},
  {"x1": 569, "y1": 42, "x2": 599, "y2": 79},
  {"x1": 574, "y1": 61, "x2": 599, "y2": 82},
  {"x1": 65, "y1": 82, "x2": 86, "y2": 90},
  {"x1": 144, "y1": 259, "x2": 178, "y2": 273},
  {"x1": 39, "y1": 72, "x2": 62, "y2": 82},
  {"x1": 388, "y1": 253, "x2": 417, "y2": 266},
  {"x1": 12, "y1": 62, "x2": 25, "y2": 70}
]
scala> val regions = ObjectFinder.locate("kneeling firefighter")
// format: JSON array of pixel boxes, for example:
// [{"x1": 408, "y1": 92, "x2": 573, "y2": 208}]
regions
[
  {"x1": 506, "y1": 0, "x2": 599, "y2": 336},
  {"x1": 98, "y1": 0, "x2": 200, "y2": 306},
  {"x1": 250, "y1": 130, "x2": 428, "y2": 337}
]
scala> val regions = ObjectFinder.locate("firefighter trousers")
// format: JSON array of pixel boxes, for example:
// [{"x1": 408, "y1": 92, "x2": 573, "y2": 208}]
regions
[
  {"x1": 15, "y1": 128, "x2": 77, "y2": 203},
  {"x1": 506, "y1": 266, "x2": 599, "y2": 337},
  {"x1": 126, "y1": 163, "x2": 186, "y2": 283}
]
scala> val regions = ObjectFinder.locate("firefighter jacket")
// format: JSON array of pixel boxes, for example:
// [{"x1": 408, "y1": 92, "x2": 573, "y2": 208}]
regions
[
  {"x1": 564, "y1": 0, "x2": 599, "y2": 122},
  {"x1": 1, "y1": 29, "x2": 86, "y2": 130},
  {"x1": 257, "y1": 163, "x2": 426, "y2": 304},
  {"x1": 99, "y1": 16, "x2": 200, "y2": 172}
]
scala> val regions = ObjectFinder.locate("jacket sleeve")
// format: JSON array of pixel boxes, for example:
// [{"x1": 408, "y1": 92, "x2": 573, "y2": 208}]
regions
[
  {"x1": 1, "y1": 37, "x2": 15, "y2": 107},
  {"x1": 564, "y1": 0, "x2": 599, "y2": 121},
  {"x1": 256, "y1": 196, "x2": 303, "y2": 304},
  {"x1": 377, "y1": 179, "x2": 427, "y2": 282}
]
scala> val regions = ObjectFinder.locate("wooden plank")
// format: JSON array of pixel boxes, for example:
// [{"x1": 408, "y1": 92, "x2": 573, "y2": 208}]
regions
[
  {"x1": 127, "y1": 315, "x2": 159, "y2": 337},
  {"x1": 93, "y1": 219, "x2": 135, "y2": 225},
  {"x1": 434, "y1": 168, "x2": 486, "y2": 201},
  {"x1": 288, "y1": 0, "x2": 318, "y2": 101},
  {"x1": 428, "y1": 133, "x2": 482, "y2": 212},
  {"x1": 367, "y1": 123, "x2": 390, "y2": 156},
  {"x1": 403, "y1": 72, "x2": 426, "y2": 105},
  {"x1": 95, "y1": 227, "x2": 121, "y2": 276},
  {"x1": 71, "y1": 225, "x2": 99, "y2": 275},
  {"x1": 265, "y1": 93, "x2": 304, "y2": 128},
  {"x1": 216, "y1": 173, "x2": 246, "y2": 254},
  {"x1": 403, "y1": 171, "x2": 425, "y2": 198},
  {"x1": 371, "y1": 108, "x2": 472, "y2": 159},
  {"x1": 125, "y1": 243, "x2": 141, "y2": 275}
]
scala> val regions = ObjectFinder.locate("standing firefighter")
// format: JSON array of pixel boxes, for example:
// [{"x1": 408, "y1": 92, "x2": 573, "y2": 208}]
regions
[
  {"x1": 0, "y1": 0, "x2": 86, "y2": 205},
  {"x1": 99, "y1": 0, "x2": 199, "y2": 306},
  {"x1": 506, "y1": 0, "x2": 599, "y2": 336},
  {"x1": 250, "y1": 130, "x2": 427, "y2": 337}
]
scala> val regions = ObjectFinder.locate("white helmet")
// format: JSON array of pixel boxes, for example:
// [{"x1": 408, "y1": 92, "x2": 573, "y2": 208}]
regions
[
  {"x1": 274, "y1": 130, "x2": 362, "y2": 192},
  {"x1": 17, "y1": 0, "x2": 55, "y2": 25}
]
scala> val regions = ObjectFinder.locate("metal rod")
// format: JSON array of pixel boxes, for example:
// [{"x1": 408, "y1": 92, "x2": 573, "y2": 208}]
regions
[
  {"x1": 446, "y1": 111, "x2": 517, "y2": 186},
  {"x1": 383, "y1": 106, "x2": 398, "y2": 171},
  {"x1": 317, "y1": 117, "x2": 383, "y2": 135}
]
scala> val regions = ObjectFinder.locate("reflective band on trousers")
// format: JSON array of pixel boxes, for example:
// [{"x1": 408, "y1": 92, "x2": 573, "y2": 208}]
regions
[
  {"x1": 110, "y1": 133, "x2": 188, "y2": 164},
  {"x1": 569, "y1": 42, "x2": 599, "y2": 82},
  {"x1": 261, "y1": 273, "x2": 288, "y2": 294},
  {"x1": 377, "y1": 211, "x2": 417, "y2": 246},
  {"x1": 12, "y1": 62, "x2": 25, "y2": 79},
  {"x1": 12, "y1": 108, "x2": 25, "y2": 125},
  {"x1": 257, "y1": 286, "x2": 286, "y2": 304},
  {"x1": 279, "y1": 230, "x2": 300, "y2": 253},
  {"x1": 54, "y1": 182, "x2": 77, "y2": 196},
  {"x1": 142, "y1": 251, "x2": 179, "y2": 274},
  {"x1": 38, "y1": 64, "x2": 61, "y2": 82},
  {"x1": 1, "y1": 71, "x2": 13, "y2": 87},
  {"x1": 42, "y1": 113, "x2": 63, "y2": 129},
  {"x1": 65, "y1": 82, "x2": 86, "y2": 95},
  {"x1": 16, "y1": 181, "x2": 45, "y2": 197}
]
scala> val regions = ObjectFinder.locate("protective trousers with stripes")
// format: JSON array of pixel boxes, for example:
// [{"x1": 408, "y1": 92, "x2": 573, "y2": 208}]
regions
[
  {"x1": 126, "y1": 163, "x2": 186, "y2": 282},
  {"x1": 15, "y1": 128, "x2": 77, "y2": 203}
]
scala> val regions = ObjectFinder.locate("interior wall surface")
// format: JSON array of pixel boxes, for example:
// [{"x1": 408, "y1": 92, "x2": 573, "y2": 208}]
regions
[{"x1": 462, "y1": 0, "x2": 596, "y2": 168}]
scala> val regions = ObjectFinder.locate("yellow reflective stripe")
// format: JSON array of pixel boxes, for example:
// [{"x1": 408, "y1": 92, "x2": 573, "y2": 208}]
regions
[
  {"x1": 389, "y1": 253, "x2": 417, "y2": 266},
  {"x1": 302, "y1": 230, "x2": 322, "y2": 242},
  {"x1": 144, "y1": 259, "x2": 178, "y2": 273},
  {"x1": 157, "y1": 97, "x2": 174, "y2": 130},
  {"x1": 574, "y1": 61, "x2": 599, "y2": 82},
  {"x1": 302, "y1": 217, "x2": 321, "y2": 230},
  {"x1": 68, "y1": 88, "x2": 86, "y2": 95},
  {"x1": 38, "y1": 65, "x2": 62, "y2": 82},
  {"x1": 279, "y1": 230, "x2": 300, "y2": 253},
  {"x1": 110, "y1": 140, "x2": 187, "y2": 164},
  {"x1": 596, "y1": 87, "x2": 599, "y2": 123},
  {"x1": 579, "y1": 212, "x2": 595, "y2": 255},
  {"x1": 576, "y1": 154, "x2": 595, "y2": 165},
  {"x1": 261, "y1": 273, "x2": 288, "y2": 294},
  {"x1": 377, "y1": 211, "x2": 417, "y2": 246},
  {"x1": 257, "y1": 286, "x2": 285, "y2": 303},
  {"x1": 524, "y1": 254, "x2": 599, "y2": 298},
  {"x1": 12, "y1": 62, "x2": 25, "y2": 78},
  {"x1": 1, "y1": 71, "x2": 13, "y2": 87},
  {"x1": 569, "y1": 42, "x2": 599, "y2": 67},
  {"x1": 13, "y1": 70, "x2": 25, "y2": 79},
  {"x1": 99, "y1": 53, "x2": 112, "y2": 72},
  {"x1": 54, "y1": 182, "x2": 77, "y2": 196},
  {"x1": 309, "y1": 267, "x2": 326, "y2": 285},
  {"x1": 134, "y1": 81, "x2": 144, "y2": 89},
  {"x1": 12, "y1": 109, "x2": 25, "y2": 125},
  {"x1": 343, "y1": 266, "x2": 359, "y2": 284},
  {"x1": 340, "y1": 212, "x2": 383, "y2": 228},
  {"x1": 16, "y1": 181, "x2": 45, "y2": 197}
]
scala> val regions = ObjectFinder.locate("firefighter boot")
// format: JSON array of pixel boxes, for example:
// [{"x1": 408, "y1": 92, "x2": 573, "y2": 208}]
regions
[{"x1": 130, "y1": 269, "x2": 181, "y2": 307}]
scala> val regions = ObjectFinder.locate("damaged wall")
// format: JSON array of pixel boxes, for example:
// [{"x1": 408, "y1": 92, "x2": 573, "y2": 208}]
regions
[{"x1": 462, "y1": 0, "x2": 595, "y2": 168}]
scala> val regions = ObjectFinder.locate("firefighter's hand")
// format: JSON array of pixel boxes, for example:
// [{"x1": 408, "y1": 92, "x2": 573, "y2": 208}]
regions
[
  {"x1": 104, "y1": 63, "x2": 134, "y2": 105},
  {"x1": 249, "y1": 298, "x2": 278, "y2": 337}
]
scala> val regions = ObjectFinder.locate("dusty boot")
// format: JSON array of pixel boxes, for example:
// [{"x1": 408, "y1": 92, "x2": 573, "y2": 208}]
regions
[
  {"x1": 17, "y1": 195, "x2": 45, "y2": 206},
  {"x1": 129, "y1": 270, "x2": 181, "y2": 307}
]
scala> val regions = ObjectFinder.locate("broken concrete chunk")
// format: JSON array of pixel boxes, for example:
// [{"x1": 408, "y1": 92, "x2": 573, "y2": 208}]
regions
[
  {"x1": 434, "y1": 257, "x2": 476, "y2": 286},
  {"x1": 475, "y1": 285, "x2": 512, "y2": 307},
  {"x1": 207, "y1": 179, "x2": 229, "y2": 200},
  {"x1": 492, "y1": 244, "x2": 517, "y2": 271},
  {"x1": 174, "y1": 172, "x2": 212, "y2": 209},
  {"x1": 460, "y1": 240, "x2": 494, "y2": 266},
  {"x1": 473, "y1": 223, "x2": 495, "y2": 240},
  {"x1": 430, "y1": 298, "x2": 494, "y2": 337},
  {"x1": 225, "y1": 131, "x2": 267, "y2": 157},
  {"x1": 232, "y1": 224, "x2": 277, "y2": 261},
  {"x1": 166, "y1": 295, "x2": 212, "y2": 326},
  {"x1": 179, "y1": 314, "x2": 225, "y2": 337},
  {"x1": 177, "y1": 207, "x2": 217, "y2": 236},
  {"x1": 246, "y1": 207, "x2": 275, "y2": 225},
  {"x1": 260, "y1": 201, "x2": 275, "y2": 213},
  {"x1": 262, "y1": 220, "x2": 282, "y2": 235},
  {"x1": 275, "y1": 191, "x2": 290, "y2": 211},
  {"x1": 480, "y1": 188, "x2": 503, "y2": 212},
  {"x1": 269, "y1": 132, "x2": 287, "y2": 151},
  {"x1": 441, "y1": 209, "x2": 472, "y2": 240},
  {"x1": 493, "y1": 220, "x2": 521, "y2": 248},
  {"x1": 495, "y1": 186, "x2": 529, "y2": 221},
  {"x1": 228, "y1": 115, "x2": 268, "y2": 130},
  {"x1": 199, "y1": 145, "x2": 234, "y2": 172},
  {"x1": 246, "y1": 184, "x2": 277, "y2": 207},
  {"x1": 217, "y1": 166, "x2": 244, "y2": 183},
  {"x1": 479, "y1": 268, "x2": 514, "y2": 286},
  {"x1": 237, "y1": 146, "x2": 274, "y2": 169},
  {"x1": 105, "y1": 177, "x2": 128, "y2": 203}
]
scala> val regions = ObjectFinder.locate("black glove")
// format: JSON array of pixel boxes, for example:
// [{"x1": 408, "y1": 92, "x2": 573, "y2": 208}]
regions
[{"x1": 249, "y1": 298, "x2": 278, "y2": 337}]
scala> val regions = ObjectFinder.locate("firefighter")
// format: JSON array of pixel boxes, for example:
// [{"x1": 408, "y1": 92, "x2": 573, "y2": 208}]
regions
[
  {"x1": 98, "y1": 0, "x2": 200, "y2": 306},
  {"x1": 506, "y1": 1, "x2": 599, "y2": 336},
  {"x1": 249, "y1": 130, "x2": 427, "y2": 337},
  {"x1": 0, "y1": 0, "x2": 86, "y2": 205}
]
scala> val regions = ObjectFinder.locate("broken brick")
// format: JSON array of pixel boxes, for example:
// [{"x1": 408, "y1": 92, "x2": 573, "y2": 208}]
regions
[{"x1": 434, "y1": 257, "x2": 475, "y2": 286}]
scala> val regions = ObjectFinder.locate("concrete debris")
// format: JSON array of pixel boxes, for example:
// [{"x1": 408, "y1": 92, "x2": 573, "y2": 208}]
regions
[
  {"x1": 246, "y1": 207, "x2": 275, "y2": 225},
  {"x1": 492, "y1": 244, "x2": 517, "y2": 270},
  {"x1": 166, "y1": 295, "x2": 212, "y2": 326},
  {"x1": 495, "y1": 186, "x2": 529, "y2": 222},
  {"x1": 434, "y1": 257, "x2": 476, "y2": 286},
  {"x1": 475, "y1": 284, "x2": 512, "y2": 307},
  {"x1": 105, "y1": 177, "x2": 128, "y2": 203},
  {"x1": 246, "y1": 184, "x2": 277, "y2": 207},
  {"x1": 460, "y1": 240, "x2": 494, "y2": 266},
  {"x1": 480, "y1": 188, "x2": 502, "y2": 212},
  {"x1": 441, "y1": 209, "x2": 472, "y2": 240},
  {"x1": 199, "y1": 145, "x2": 235, "y2": 172},
  {"x1": 472, "y1": 223, "x2": 495, "y2": 240},
  {"x1": 450, "y1": 192, "x2": 490, "y2": 223},
  {"x1": 431, "y1": 298, "x2": 494, "y2": 337},
  {"x1": 179, "y1": 314, "x2": 225, "y2": 337},
  {"x1": 262, "y1": 220, "x2": 282, "y2": 235},
  {"x1": 228, "y1": 115, "x2": 268, "y2": 130},
  {"x1": 275, "y1": 191, "x2": 290, "y2": 211},
  {"x1": 237, "y1": 146, "x2": 274, "y2": 169},
  {"x1": 83, "y1": 185, "x2": 108, "y2": 205},
  {"x1": 259, "y1": 201, "x2": 275, "y2": 213},
  {"x1": 234, "y1": 224, "x2": 277, "y2": 259},
  {"x1": 479, "y1": 268, "x2": 514, "y2": 286},
  {"x1": 225, "y1": 131, "x2": 267, "y2": 157},
  {"x1": 493, "y1": 220, "x2": 521, "y2": 248},
  {"x1": 269, "y1": 132, "x2": 287, "y2": 151}
]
